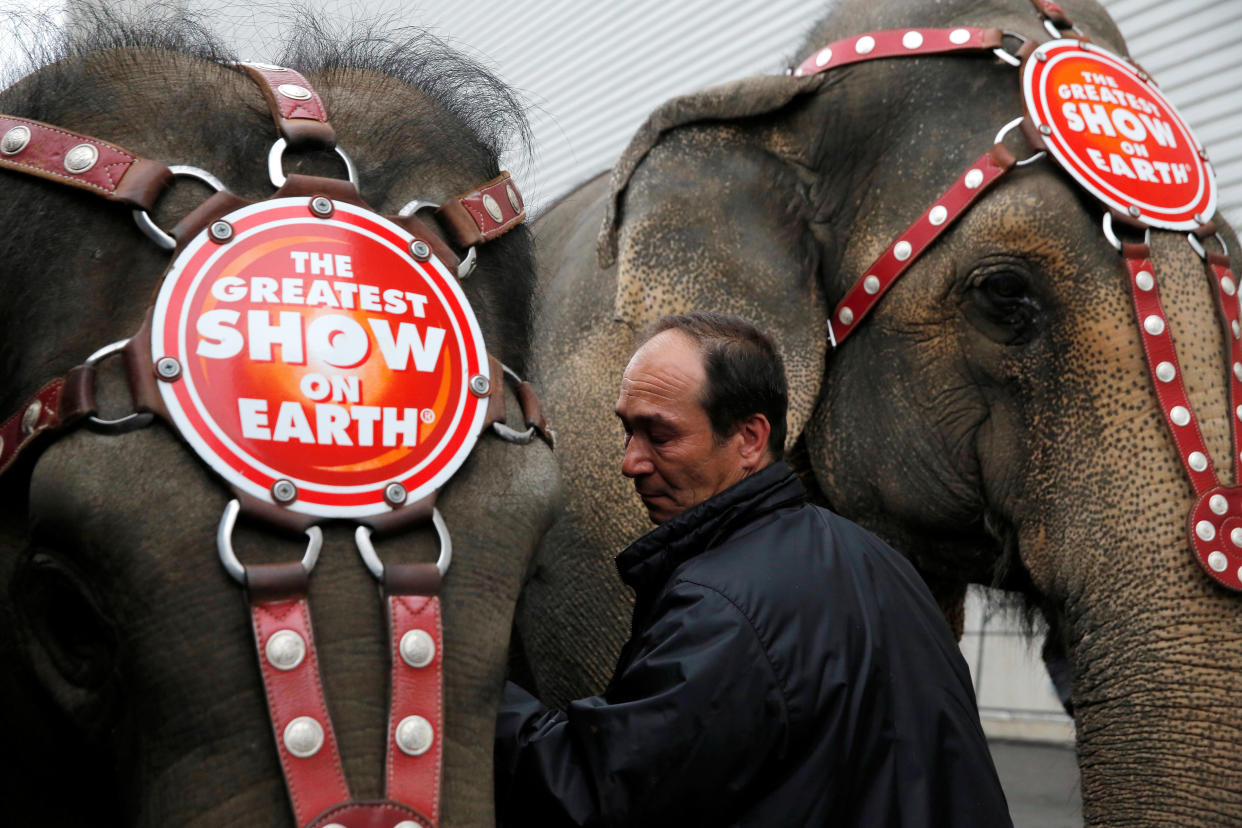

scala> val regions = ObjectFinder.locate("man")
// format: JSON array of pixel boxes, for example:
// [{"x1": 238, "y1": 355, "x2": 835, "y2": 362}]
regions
[{"x1": 496, "y1": 312, "x2": 1011, "y2": 826}]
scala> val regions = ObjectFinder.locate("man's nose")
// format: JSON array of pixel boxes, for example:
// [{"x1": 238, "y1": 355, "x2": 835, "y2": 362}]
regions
[{"x1": 621, "y1": 438, "x2": 653, "y2": 478}]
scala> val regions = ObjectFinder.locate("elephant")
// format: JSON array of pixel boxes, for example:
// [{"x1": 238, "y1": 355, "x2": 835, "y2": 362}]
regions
[
  {"x1": 517, "y1": 0, "x2": 1242, "y2": 821},
  {"x1": 0, "y1": 8, "x2": 557, "y2": 827}
]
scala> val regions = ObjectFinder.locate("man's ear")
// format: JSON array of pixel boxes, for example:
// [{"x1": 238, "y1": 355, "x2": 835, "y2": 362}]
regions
[{"x1": 734, "y1": 414, "x2": 771, "y2": 470}]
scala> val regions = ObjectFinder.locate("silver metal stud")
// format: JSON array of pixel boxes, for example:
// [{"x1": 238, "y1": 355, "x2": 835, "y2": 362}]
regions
[
  {"x1": 1233, "y1": 362, "x2": 1242, "y2": 382},
  {"x1": 1036, "y1": 51, "x2": 1048, "y2": 62},
  {"x1": 396, "y1": 715, "x2": 434, "y2": 756},
  {"x1": 1233, "y1": 320, "x2": 1240, "y2": 340},
  {"x1": 246, "y1": 62, "x2": 287, "y2": 71},
  {"x1": 815, "y1": 47, "x2": 833, "y2": 67},
  {"x1": 0, "y1": 435, "x2": 5, "y2": 456},
  {"x1": 1232, "y1": 528, "x2": 1242, "y2": 549},
  {"x1": 284, "y1": 716, "x2": 325, "y2": 758},
  {"x1": 964, "y1": 169, "x2": 984, "y2": 189},
  {"x1": 265, "y1": 629, "x2": 306, "y2": 671},
  {"x1": 863, "y1": 275, "x2": 881, "y2": 295},
  {"x1": 469, "y1": 374, "x2": 490, "y2": 396},
  {"x1": 1155, "y1": 361, "x2": 1176, "y2": 382},
  {"x1": 400, "y1": 629, "x2": 436, "y2": 668},
  {"x1": 271, "y1": 479, "x2": 298, "y2": 503},
  {"x1": 156, "y1": 356, "x2": 181, "y2": 380},
  {"x1": 902, "y1": 31, "x2": 924, "y2": 49},
  {"x1": 1128, "y1": 205, "x2": 1142, "y2": 218},
  {"x1": 277, "y1": 83, "x2": 312, "y2": 101},
  {"x1": 1222, "y1": 277, "x2": 1237, "y2": 297},
  {"x1": 949, "y1": 28, "x2": 971, "y2": 45},
  {"x1": 21, "y1": 400, "x2": 41, "y2": 435},
  {"x1": 2, "y1": 125, "x2": 30, "y2": 155},
  {"x1": 409, "y1": 240, "x2": 431, "y2": 261},
  {"x1": 209, "y1": 220, "x2": 234, "y2": 242},
  {"x1": 1209, "y1": 551, "x2": 1228, "y2": 572},
  {"x1": 394, "y1": 822, "x2": 423, "y2": 828},
  {"x1": 384, "y1": 481, "x2": 407, "y2": 507},
  {"x1": 507, "y1": 184, "x2": 521, "y2": 213},
  {"x1": 63, "y1": 143, "x2": 98, "y2": 174},
  {"x1": 1039, "y1": 124, "x2": 1052, "y2": 135},
  {"x1": 838, "y1": 307, "x2": 854, "y2": 326},
  {"x1": 1210, "y1": 494, "x2": 1229, "y2": 515},
  {"x1": 1135, "y1": 270, "x2": 1154, "y2": 291},
  {"x1": 1170, "y1": 406, "x2": 1191, "y2": 427},
  {"x1": 1194, "y1": 212, "x2": 1207, "y2": 225},
  {"x1": 309, "y1": 196, "x2": 333, "y2": 217},
  {"x1": 1196, "y1": 520, "x2": 1216, "y2": 541},
  {"x1": 1143, "y1": 315, "x2": 1165, "y2": 336},
  {"x1": 893, "y1": 241, "x2": 913, "y2": 261},
  {"x1": 1236, "y1": 405, "x2": 1242, "y2": 421},
  {"x1": 928, "y1": 205, "x2": 948, "y2": 226},
  {"x1": 482, "y1": 193, "x2": 503, "y2": 222},
  {"x1": 1189, "y1": 451, "x2": 1208, "y2": 472},
  {"x1": 855, "y1": 35, "x2": 876, "y2": 54}
]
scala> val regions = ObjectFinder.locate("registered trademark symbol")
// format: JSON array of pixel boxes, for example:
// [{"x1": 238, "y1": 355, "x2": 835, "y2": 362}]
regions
[{"x1": 420, "y1": 408, "x2": 436, "y2": 424}]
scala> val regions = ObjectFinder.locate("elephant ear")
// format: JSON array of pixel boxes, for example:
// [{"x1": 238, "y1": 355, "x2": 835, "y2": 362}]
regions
[{"x1": 599, "y1": 74, "x2": 830, "y2": 451}]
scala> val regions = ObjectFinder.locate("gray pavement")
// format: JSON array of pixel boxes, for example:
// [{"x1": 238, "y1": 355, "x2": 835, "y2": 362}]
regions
[{"x1": 989, "y1": 740, "x2": 1082, "y2": 827}]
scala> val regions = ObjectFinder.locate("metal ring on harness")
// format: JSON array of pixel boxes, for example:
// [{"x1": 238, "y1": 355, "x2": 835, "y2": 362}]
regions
[
  {"x1": 398, "y1": 198, "x2": 478, "y2": 279},
  {"x1": 490, "y1": 363, "x2": 538, "y2": 444},
  {"x1": 84, "y1": 339, "x2": 155, "y2": 432},
  {"x1": 355, "y1": 509, "x2": 452, "y2": 579},
  {"x1": 216, "y1": 498, "x2": 323, "y2": 584},
  {"x1": 1188, "y1": 230, "x2": 1229, "y2": 261},
  {"x1": 267, "y1": 137, "x2": 358, "y2": 188},
  {"x1": 132, "y1": 165, "x2": 228, "y2": 251},
  {"x1": 1102, "y1": 212, "x2": 1151, "y2": 253},
  {"x1": 991, "y1": 31, "x2": 1029, "y2": 67},
  {"x1": 993, "y1": 117, "x2": 1046, "y2": 167}
]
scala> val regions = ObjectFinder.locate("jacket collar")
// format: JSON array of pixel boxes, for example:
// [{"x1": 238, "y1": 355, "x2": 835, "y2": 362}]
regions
[{"x1": 616, "y1": 461, "x2": 806, "y2": 590}]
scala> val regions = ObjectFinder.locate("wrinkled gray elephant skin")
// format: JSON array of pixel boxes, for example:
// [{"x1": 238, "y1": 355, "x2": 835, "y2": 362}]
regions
[
  {"x1": 0, "y1": 18, "x2": 559, "y2": 828},
  {"x1": 521, "y1": 0, "x2": 1242, "y2": 822}
]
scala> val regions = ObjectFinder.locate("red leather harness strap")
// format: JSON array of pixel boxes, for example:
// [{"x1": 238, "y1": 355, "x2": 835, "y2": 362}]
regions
[
  {"x1": 383, "y1": 564, "x2": 445, "y2": 824},
  {"x1": 436, "y1": 171, "x2": 526, "y2": 248},
  {"x1": 1206, "y1": 251, "x2": 1242, "y2": 472},
  {"x1": 250, "y1": 595, "x2": 353, "y2": 827},
  {"x1": 792, "y1": 27, "x2": 1004, "y2": 78},
  {"x1": 0, "y1": 366, "x2": 95, "y2": 477},
  {"x1": 830, "y1": 143, "x2": 1016, "y2": 346},
  {"x1": 234, "y1": 62, "x2": 337, "y2": 150},
  {"x1": 1123, "y1": 245, "x2": 1221, "y2": 494},
  {"x1": 0, "y1": 115, "x2": 172, "y2": 209}
]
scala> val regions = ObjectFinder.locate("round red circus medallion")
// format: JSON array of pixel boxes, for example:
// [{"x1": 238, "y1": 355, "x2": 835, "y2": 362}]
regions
[
  {"x1": 150, "y1": 197, "x2": 489, "y2": 518},
  {"x1": 1022, "y1": 39, "x2": 1216, "y2": 230}
]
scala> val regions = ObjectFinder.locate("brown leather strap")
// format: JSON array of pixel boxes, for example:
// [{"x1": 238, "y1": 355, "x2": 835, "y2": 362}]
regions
[
  {"x1": 233, "y1": 62, "x2": 336, "y2": 150},
  {"x1": 515, "y1": 381, "x2": 554, "y2": 449},
  {"x1": 436, "y1": 172, "x2": 526, "y2": 248},
  {"x1": 246, "y1": 561, "x2": 311, "y2": 601},
  {"x1": 383, "y1": 562, "x2": 442, "y2": 596},
  {"x1": 0, "y1": 114, "x2": 173, "y2": 209}
]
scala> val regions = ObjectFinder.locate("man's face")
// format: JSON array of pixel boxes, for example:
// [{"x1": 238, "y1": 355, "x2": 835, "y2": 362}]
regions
[{"x1": 615, "y1": 330, "x2": 750, "y2": 524}]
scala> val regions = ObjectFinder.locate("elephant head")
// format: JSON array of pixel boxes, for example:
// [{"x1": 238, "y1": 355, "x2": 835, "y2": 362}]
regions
[
  {"x1": 523, "y1": 0, "x2": 1242, "y2": 820},
  {"x1": 0, "y1": 11, "x2": 558, "y2": 827}
]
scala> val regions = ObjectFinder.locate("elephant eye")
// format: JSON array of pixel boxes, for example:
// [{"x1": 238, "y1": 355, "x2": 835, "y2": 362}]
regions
[{"x1": 963, "y1": 265, "x2": 1044, "y2": 345}]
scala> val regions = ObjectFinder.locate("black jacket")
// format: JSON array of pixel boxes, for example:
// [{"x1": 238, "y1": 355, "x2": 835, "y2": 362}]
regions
[{"x1": 496, "y1": 462, "x2": 1011, "y2": 826}]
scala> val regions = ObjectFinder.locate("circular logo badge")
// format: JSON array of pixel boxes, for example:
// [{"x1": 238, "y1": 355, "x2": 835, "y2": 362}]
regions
[
  {"x1": 151, "y1": 198, "x2": 489, "y2": 518},
  {"x1": 1023, "y1": 39, "x2": 1215, "y2": 230}
]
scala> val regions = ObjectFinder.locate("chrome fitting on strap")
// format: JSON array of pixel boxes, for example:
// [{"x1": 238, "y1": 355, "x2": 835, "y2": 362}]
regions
[
  {"x1": 268, "y1": 137, "x2": 358, "y2": 188},
  {"x1": 993, "y1": 117, "x2": 1046, "y2": 167},
  {"x1": 84, "y1": 339, "x2": 154, "y2": 432},
  {"x1": 1102, "y1": 212, "x2": 1151, "y2": 253},
  {"x1": 1188, "y1": 231, "x2": 1229, "y2": 261},
  {"x1": 217, "y1": 499, "x2": 323, "y2": 585},
  {"x1": 992, "y1": 31, "x2": 1029, "y2": 67},
  {"x1": 356, "y1": 508, "x2": 452, "y2": 580},
  {"x1": 132, "y1": 165, "x2": 227, "y2": 251}
]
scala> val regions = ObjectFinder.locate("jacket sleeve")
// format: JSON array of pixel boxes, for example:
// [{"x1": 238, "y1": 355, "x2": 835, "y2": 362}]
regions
[{"x1": 495, "y1": 580, "x2": 790, "y2": 827}]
